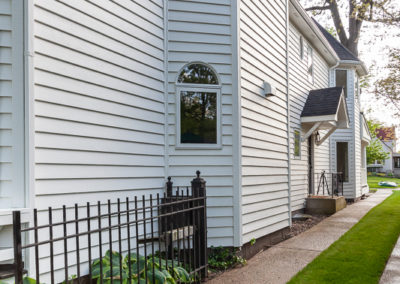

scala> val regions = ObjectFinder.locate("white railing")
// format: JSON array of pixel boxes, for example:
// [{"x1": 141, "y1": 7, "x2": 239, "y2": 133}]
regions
[{"x1": 361, "y1": 168, "x2": 368, "y2": 186}]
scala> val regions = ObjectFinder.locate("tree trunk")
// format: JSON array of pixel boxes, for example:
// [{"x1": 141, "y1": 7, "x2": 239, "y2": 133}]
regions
[{"x1": 346, "y1": 38, "x2": 359, "y2": 57}]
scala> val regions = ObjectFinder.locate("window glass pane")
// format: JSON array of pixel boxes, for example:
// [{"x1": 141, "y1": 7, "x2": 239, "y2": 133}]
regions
[
  {"x1": 336, "y1": 70, "x2": 347, "y2": 97},
  {"x1": 337, "y1": 142, "x2": 349, "y2": 182},
  {"x1": 299, "y1": 36, "x2": 304, "y2": 59},
  {"x1": 395, "y1": 158, "x2": 400, "y2": 168},
  {"x1": 294, "y1": 130, "x2": 300, "y2": 157},
  {"x1": 178, "y1": 64, "x2": 218, "y2": 84},
  {"x1": 307, "y1": 46, "x2": 313, "y2": 83},
  {"x1": 180, "y1": 91, "x2": 217, "y2": 144},
  {"x1": 355, "y1": 75, "x2": 359, "y2": 99}
]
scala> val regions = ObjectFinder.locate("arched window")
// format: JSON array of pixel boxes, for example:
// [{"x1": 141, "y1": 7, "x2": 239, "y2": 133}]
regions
[{"x1": 176, "y1": 63, "x2": 221, "y2": 147}]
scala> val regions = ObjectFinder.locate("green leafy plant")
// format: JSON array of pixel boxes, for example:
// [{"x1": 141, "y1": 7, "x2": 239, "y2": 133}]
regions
[
  {"x1": 91, "y1": 250, "x2": 192, "y2": 284},
  {"x1": 208, "y1": 246, "x2": 246, "y2": 272},
  {"x1": 250, "y1": 238, "x2": 256, "y2": 246}
]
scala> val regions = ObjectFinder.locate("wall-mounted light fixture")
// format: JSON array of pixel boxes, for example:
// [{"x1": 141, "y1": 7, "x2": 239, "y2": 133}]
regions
[
  {"x1": 263, "y1": 81, "x2": 276, "y2": 97},
  {"x1": 315, "y1": 131, "x2": 321, "y2": 143}
]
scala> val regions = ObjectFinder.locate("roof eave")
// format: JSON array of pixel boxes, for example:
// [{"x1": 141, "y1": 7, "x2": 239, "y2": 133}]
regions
[
  {"x1": 289, "y1": 0, "x2": 340, "y2": 66},
  {"x1": 338, "y1": 60, "x2": 368, "y2": 76}
]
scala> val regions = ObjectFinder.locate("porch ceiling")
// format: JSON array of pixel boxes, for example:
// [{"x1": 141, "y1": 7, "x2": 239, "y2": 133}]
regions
[{"x1": 301, "y1": 87, "x2": 350, "y2": 145}]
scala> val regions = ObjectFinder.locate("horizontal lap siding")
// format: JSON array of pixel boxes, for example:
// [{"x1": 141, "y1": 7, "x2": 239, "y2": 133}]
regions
[
  {"x1": 167, "y1": 0, "x2": 234, "y2": 247},
  {"x1": 288, "y1": 24, "x2": 330, "y2": 211},
  {"x1": 240, "y1": 0, "x2": 290, "y2": 244},
  {"x1": 0, "y1": 0, "x2": 25, "y2": 263},
  {"x1": 0, "y1": 0, "x2": 24, "y2": 209},
  {"x1": 33, "y1": 0, "x2": 165, "y2": 279}
]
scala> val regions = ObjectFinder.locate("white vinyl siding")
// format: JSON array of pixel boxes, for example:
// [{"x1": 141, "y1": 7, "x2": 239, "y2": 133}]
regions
[
  {"x1": 32, "y1": 1, "x2": 165, "y2": 280},
  {"x1": 167, "y1": 0, "x2": 234, "y2": 247},
  {"x1": 239, "y1": 0, "x2": 290, "y2": 244},
  {"x1": 0, "y1": 0, "x2": 25, "y2": 264},
  {"x1": 0, "y1": 0, "x2": 25, "y2": 210},
  {"x1": 288, "y1": 24, "x2": 330, "y2": 211}
]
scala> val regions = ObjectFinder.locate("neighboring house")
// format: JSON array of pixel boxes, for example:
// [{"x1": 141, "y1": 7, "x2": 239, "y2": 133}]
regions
[
  {"x1": 0, "y1": 0, "x2": 369, "y2": 279},
  {"x1": 374, "y1": 127, "x2": 397, "y2": 173}
]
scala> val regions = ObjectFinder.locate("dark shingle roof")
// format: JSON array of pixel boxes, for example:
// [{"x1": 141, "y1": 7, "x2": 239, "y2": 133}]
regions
[
  {"x1": 301, "y1": 87, "x2": 343, "y2": 117},
  {"x1": 313, "y1": 19, "x2": 360, "y2": 62}
]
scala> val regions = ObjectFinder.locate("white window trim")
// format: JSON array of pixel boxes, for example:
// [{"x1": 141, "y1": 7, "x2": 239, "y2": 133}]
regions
[
  {"x1": 175, "y1": 84, "x2": 222, "y2": 149},
  {"x1": 294, "y1": 129, "x2": 301, "y2": 159}
]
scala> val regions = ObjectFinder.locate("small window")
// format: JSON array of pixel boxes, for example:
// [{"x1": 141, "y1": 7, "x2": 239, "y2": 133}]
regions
[
  {"x1": 395, "y1": 158, "x2": 400, "y2": 168},
  {"x1": 299, "y1": 36, "x2": 304, "y2": 59},
  {"x1": 294, "y1": 130, "x2": 301, "y2": 158},
  {"x1": 337, "y1": 142, "x2": 349, "y2": 182},
  {"x1": 307, "y1": 45, "x2": 314, "y2": 83},
  {"x1": 355, "y1": 75, "x2": 359, "y2": 99},
  {"x1": 336, "y1": 70, "x2": 347, "y2": 97},
  {"x1": 176, "y1": 63, "x2": 220, "y2": 147}
]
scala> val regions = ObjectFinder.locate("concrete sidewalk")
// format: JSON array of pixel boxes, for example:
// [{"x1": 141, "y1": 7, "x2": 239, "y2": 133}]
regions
[{"x1": 208, "y1": 189, "x2": 393, "y2": 284}]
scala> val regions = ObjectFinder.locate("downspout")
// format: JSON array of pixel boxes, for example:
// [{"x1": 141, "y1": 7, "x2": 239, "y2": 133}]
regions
[{"x1": 285, "y1": 0, "x2": 292, "y2": 226}]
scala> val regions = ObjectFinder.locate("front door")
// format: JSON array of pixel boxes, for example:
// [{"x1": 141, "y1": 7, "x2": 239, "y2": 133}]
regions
[{"x1": 308, "y1": 135, "x2": 314, "y2": 195}]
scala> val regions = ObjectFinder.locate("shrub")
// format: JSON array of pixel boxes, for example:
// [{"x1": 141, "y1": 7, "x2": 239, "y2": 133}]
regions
[{"x1": 208, "y1": 246, "x2": 246, "y2": 271}]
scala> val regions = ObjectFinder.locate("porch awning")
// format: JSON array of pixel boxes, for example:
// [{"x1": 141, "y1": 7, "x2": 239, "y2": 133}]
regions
[{"x1": 301, "y1": 87, "x2": 349, "y2": 145}]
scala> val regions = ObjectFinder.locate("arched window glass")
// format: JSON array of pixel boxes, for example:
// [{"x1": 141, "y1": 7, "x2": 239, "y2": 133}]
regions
[
  {"x1": 177, "y1": 64, "x2": 219, "y2": 85},
  {"x1": 176, "y1": 63, "x2": 220, "y2": 147}
]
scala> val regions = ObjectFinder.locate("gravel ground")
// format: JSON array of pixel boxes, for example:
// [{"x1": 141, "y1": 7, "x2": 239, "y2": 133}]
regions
[
  {"x1": 286, "y1": 215, "x2": 327, "y2": 239},
  {"x1": 207, "y1": 214, "x2": 327, "y2": 280}
]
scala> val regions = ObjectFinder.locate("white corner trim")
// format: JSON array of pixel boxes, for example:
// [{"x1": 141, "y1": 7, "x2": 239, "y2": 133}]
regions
[{"x1": 231, "y1": 0, "x2": 243, "y2": 248}]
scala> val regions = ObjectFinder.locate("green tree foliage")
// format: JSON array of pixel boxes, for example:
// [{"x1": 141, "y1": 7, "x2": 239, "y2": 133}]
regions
[
  {"x1": 375, "y1": 48, "x2": 400, "y2": 118},
  {"x1": 366, "y1": 119, "x2": 390, "y2": 164}
]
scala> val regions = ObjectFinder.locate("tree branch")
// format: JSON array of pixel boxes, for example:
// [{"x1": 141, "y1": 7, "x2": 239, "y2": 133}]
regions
[
  {"x1": 305, "y1": 5, "x2": 331, "y2": 11},
  {"x1": 330, "y1": 0, "x2": 349, "y2": 45}
]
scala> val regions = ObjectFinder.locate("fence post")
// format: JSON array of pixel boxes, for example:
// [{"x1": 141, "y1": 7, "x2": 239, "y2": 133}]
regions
[
  {"x1": 191, "y1": 171, "x2": 207, "y2": 279},
  {"x1": 13, "y1": 211, "x2": 23, "y2": 284},
  {"x1": 166, "y1": 176, "x2": 173, "y2": 197}
]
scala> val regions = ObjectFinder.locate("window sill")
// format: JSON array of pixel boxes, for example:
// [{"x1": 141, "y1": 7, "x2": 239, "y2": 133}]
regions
[
  {"x1": 0, "y1": 208, "x2": 31, "y2": 226},
  {"x1": 175, "y1": 144, "x2": 223, "y2": 150}
]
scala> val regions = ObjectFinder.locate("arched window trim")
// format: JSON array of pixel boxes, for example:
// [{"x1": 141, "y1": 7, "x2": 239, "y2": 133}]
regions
[{"x1": 175, "y1": 62, "x2": 222, "y2": 149}]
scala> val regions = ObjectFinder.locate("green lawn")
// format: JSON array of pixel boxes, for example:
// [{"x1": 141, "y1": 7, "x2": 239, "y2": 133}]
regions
[
  {"x1": 288, "y1": 190, "x2": 400, "y2": 284},
  {"x1": 368, "y1": 176, "x2": 400, "y2": 192}
]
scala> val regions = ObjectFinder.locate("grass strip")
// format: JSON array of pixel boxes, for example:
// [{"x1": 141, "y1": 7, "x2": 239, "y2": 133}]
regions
[{"x1": 288, "y1": 190, "x2": 400, "y2": 284}]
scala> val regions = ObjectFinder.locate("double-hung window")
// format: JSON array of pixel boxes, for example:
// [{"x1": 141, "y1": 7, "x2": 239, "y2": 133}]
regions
[{"x1": 176, "y1": 63, "x2": 221, "y2": 148}]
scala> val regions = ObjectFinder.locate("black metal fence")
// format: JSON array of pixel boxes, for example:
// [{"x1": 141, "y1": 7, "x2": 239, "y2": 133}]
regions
[
  {"x1": 314, "y1": 171, "x2": 344, "y2": 197},
  {"x1": 6, "y1": 172, "x2": 207, "y2": 284}
]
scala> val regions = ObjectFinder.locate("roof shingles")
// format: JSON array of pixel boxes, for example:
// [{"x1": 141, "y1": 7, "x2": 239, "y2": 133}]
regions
[
  {"x1": 313, "y1": 19, "x2": 360, "y2": 62},
  {"x1": 301, "y1": 87, "x2": 343, "y2": 117}
]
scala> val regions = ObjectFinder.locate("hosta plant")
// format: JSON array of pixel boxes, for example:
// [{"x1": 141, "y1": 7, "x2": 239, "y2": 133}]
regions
[{"x1": 91, "y1": 250, "x2": 192, "y2": 284}]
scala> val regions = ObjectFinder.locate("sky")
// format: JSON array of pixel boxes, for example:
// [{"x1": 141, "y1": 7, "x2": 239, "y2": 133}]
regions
[{"x1": 302, "y1": 1, "x2": 400, "y2": 150}]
